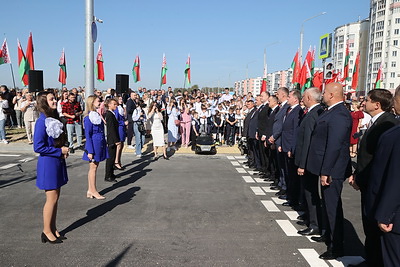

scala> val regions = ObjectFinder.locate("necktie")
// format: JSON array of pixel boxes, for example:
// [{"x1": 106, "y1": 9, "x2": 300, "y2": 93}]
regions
[{"x1": 303, "y1": 108, "x2": 308, "y2": 115}]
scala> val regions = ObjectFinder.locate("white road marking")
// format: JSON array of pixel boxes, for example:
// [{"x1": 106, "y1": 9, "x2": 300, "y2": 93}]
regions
[
  {"x1": 276, "y1": 220, "x2": 301, "y2": 236},
  {"x1": 247, "y1": 170, "x2": 258, "y2": 175},
  {"x1": 231, "y1": 161, "x2": 241, "y2": 166},
  {"x1": 236, "y1": 168, "x2": 247, "y2": 174},
  {"x1": 237, "y1": 160, "x2": 246, "y2": 164},
  {"x1": 234, "y1": 155, "x2": 246, "y2": 159},
  {"x1": 306, "y1": 236, "x2": 317, "y2": 243},
  {"x1": 250, "y1": 187, "x2": 266, "y2": 195},
  {"x1": 254, "y1": 178, "x2": 268, "y2": 183},
  {"x1": 261, "y1": 200, "x2": 280, "y2": 212},
  {"x1": 227, "y1": 156, "x2": 235, "y2": 160},
  {"x1": 298, "y1": 249, "x2": 329, "y2": 267},
  {"x1": 284, "y1": 211, "x2": 305, "y2": 221},
  {"x1": 0, "y1": 163, "x2": 19, "y2": 170},
  {"x1": 0, "y1": 154, "x2": 20, "y2": 157},
  {"x1": 328, "y1": 256, "x2": 365, "y2": 267},
  {"x1": 19, "y1": 157, "x2": 34, "y2": 163},
  {"x1": 271, "y1": 197, "x2": 286, "y2": 205},
  {"x1": 262, "y1": 186, "x2": 279, "y2": 192},
  {"x1": 242, "y1": 176, "x2": 255, "y2": 183}
]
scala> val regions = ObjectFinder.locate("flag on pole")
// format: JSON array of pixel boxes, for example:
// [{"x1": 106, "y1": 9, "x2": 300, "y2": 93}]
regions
[
  {"x1": 184, "y1": 54, "x2": 191, "y2": 86},
  {"x1": 291, "y1": 49, "x2": 300, "y2": 85},
  {"x1": 0, "y1": 38, "x2": 11, "y2": 65},
  {"x1": 96, "y1": 44, "x2": 104, "y2": 82},
  {"x1": 58, "y1": 49, "x2": 67, "y2": 85},
  {"x1": 299, "y1": 47, "x2": 313, "y2": 92},
  {"x1": 17, "y1": 39, "x2": 28, "y2": 86},
  {"x1": 374, "y1": 63, "x2": 383, "y2": 89},
  {"x1": 260, "y1": 64, "x2": 267, "y2": 93},
  {"x1": 351, "y1": 52, "x2": 360, "y2": 90},
  {"x1": 160, "y1": 53, "x2": 167, "y2": 88},
  {"x1": 343, "y1": 42, "x2": 350, "y2": 81},
  {"x1": 25, "y1": 32, "x2": 34, "y2": 72},
  {"x1": 132, "y1": 55, "x2": 140, "y2": 83}
]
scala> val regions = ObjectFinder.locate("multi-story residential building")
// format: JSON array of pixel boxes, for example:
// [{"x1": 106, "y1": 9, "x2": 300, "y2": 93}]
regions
[
  {"x1": 367, "y1": 0, "x2": 400, "y2": 93},
  {"x1": 333, "y1": 18, "x2": 370, "y2": 94}
]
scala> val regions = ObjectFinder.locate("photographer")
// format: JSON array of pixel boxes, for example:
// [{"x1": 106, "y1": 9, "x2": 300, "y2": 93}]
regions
[
  {"x1": 148, "y1": 102, "x2": 168, "y2": 160},
  {"x1": 132, "y1": 99, "x2": 147, "y2": 158}
]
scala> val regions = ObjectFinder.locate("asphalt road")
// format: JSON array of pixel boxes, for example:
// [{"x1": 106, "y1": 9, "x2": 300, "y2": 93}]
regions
[{"x1": 0, "y1": 152, "x2": 366, "y2": 267}]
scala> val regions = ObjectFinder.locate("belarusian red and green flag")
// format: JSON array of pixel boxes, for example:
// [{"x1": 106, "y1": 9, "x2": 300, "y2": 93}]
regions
[
  {"x1": 291, "y1": 49, "x2": 301, "y2": 85},
  {"x1": 96, "y1": 44, "x2": 104, "y2": 82},
  {"x1": 343, "y1": 42, "x2": 350, "y2": 82},
  {"x1": 25, "y1": 32, "x2": 34, "y2": 72},
  {"x1": 184, "y1": 54, "x2": 191, "y2": 86},
  {"x1": 17, "y1": 39, "x2": 29, "y2": 86},
  {"x1": 351, "y1": 52, "x2": 360, "y2": 90},
  {"x1": 299, "y1": 47, "x2": 314, "y2": 92},
  {"x1": 0, "y1": 38, "x2": 11, "y2": 65},
  {"x1": 260, "y1": 63, "x2": 267, "y2": 93},
  {"x1": 160, "y1": 53, "x2": 167, "y2": 88},
  {"x1": 132, "y1": 55, "x2": 140, "y2": 83},
  {"x1": 58, "y1": 49, "x2": 67, "y2": 85},
  {"x1": 374, "y1": 63, "x2": 383, "y2": 89}
]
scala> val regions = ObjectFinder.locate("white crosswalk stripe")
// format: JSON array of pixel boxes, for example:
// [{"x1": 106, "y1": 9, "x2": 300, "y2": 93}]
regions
[
  {"x1": 250, "y1": 187, "x2": 266, "y2": 195},
  {"x1": 261, "y1": 200, "x2": 280, "y2": 212},
  {"x1": 298, "y1": 249, "x2": 330, "y2": 267}
]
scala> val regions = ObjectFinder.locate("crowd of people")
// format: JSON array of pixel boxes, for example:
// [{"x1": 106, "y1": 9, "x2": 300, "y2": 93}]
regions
[{"x1": 2, "y1": 82, "x2": 400, "y2": 266}]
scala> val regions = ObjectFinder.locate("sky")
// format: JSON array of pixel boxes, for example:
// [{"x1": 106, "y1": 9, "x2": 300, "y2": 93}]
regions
[{"x1": 0, "y1": 0, "x2": 369, "y2": 91}]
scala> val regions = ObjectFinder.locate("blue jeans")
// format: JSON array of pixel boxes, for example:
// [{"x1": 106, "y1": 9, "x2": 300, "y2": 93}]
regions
[
  {"x1": 0, "y1": 119, "x2": 5, "y2": 140},
  {"x1": 133, "y1": 122, "x2": 145, "y2": 155},
  {"x1": 66, "y1": 122, "x2": 83, "y2": 148}
]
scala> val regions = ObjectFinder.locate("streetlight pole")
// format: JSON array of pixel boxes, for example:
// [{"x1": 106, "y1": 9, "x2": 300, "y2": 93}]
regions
[
  {"x1": 300, "y1": 12, "x2": 327, "y2": 62},
  {"x1": 85, "y1": 0, "x2": 94, "y2": 99}
]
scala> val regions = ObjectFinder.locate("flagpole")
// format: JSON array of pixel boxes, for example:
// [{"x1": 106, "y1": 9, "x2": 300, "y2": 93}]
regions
[{"x1": 9, "y1": 63, "x2": 16, "y2": 89}]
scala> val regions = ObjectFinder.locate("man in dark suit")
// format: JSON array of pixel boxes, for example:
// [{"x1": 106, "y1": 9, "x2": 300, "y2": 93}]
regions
[
  {"x1": 104, "y1": 99, "x2": 121, "y2": 182},
  {"x1": 349, "y1": 89, "x2": 398, "y2": 266},
  {"x1": 257, "y1": 91, "x2": 271, "y2": 173},
  {"x1": 295, "y1": 87, "x2": 324, "y2": 236},
  {"x1": 265, "y1": 95, "x2": 280, "y2": 183},
  {"x1": 243, "y1": 100, "x2": 257, "y2": 166},
  {"x1": 248, "y1": 99, "x2": 260, "y2": 169},
  {"x1": 365, "y1": 85, "x2": 400, "y2": 267},
  {"x1": 281, "y1": 89, "x2": 303, "y2": 208},
  {"x1": 268, "y1": 87, "x2": 290, "y2": 195},
  {"x1": 306, "y1": 82, "x2": 352, "y2": 260},
  {"x1": 125, "y1": 91, "x2": 138, "y2": 148}
]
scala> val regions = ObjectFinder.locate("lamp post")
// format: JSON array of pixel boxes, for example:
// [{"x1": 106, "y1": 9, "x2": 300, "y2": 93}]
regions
[{"x1": 300, "y1": 12, "x2": 327, "y2": 62}]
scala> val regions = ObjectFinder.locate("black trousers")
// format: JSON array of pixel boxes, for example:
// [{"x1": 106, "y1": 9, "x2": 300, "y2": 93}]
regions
[
  {"x1": 258, "y1": 141, "x2": 269, "y2": 172},
  {"x1": 248, "y1": 138, "x2": 261, "y2": 168},
  {"x1": 126, "y1": 121, "x2": 134, "y2": 146},
  {"x1": 105, "y1": 144, "x2": 116, "y2": 179},
  {"x1": 302, "y1": 171, "x2": 322, "y2": 230},
  {"x1": 382, "y1": 231, "x2": 400, "y2": 267},
  {"x1": 361, "y1": 191, "x2": 383, "y2": 266},
  {"x1": 321, "y1": 178, "x2": 344, "y2": 253},
  {"x1": 284, "y1": 153, "x2": 300, "y2": 205},
  {"x1": 226, "y1": 125, "x2": 235, "y2": 145},
  {"x1": 268, "y1": 146, "x2": 279, "y2": 181}
]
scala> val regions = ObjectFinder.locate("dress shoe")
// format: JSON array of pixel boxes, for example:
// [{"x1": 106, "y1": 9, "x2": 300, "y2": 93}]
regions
[
  {"x1": 87, "y1": 191, "x2": 106, "y2": 200},
  {"x1": 297, "y1": 227, "x2": 319, "y2": 236},
  {"x1": 311, "y1": 235, "x2": 327, "y2": 242},
  {"x1": 270, "y1": 181, "x2": 279, "y2": 187},
  {"x1": 69, "y1": 147, "x2": 75, "y2": 154},
  {"x1": 282, "y1": 201, "x2": 292, "y2": 207},
  {"x1": 297, "y1": 214, "x2": 306, "y2": 220},
  {"x1": 163, "y1": 155, "x2": 169, "y2": 160},
  {"x1": 270, "y1": 186, "x2": 281, "y2": 191},
  {"x1": 41, "y1": 232, "x2": 63, "y2": 244},
  {"x1": 55, "y1": 233, "x2": 67, "y2": 240},
  {"x1": 319, "y1": 249, "x2": 343, "y2": 260},
  {"x1": 113, "y1": 164, "x2": 125, "y2": 170},
  {"x1": 296, "y1": 220, "x2": 307, "y2": 226},
  {"x1": 104, "y1": 177, "x2": 117, "y2": 183},
  {"x1": 292, "y1": 205, "x2": 305, "y2": 212},
  {"x1": 278, "y1": 194, "x2": 288, "y2": 200}
]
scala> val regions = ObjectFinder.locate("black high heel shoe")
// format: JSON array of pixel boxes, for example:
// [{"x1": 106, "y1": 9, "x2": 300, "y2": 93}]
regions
[
  {"x1": 114, "y1": 164, "x2": 125, "y2": 170},
  {"x1": 163, "y1": 155, "x2": 169, "y2": 160},
  {"x1": 41, "y1": 232, "x2": 63, "y2": 244}
]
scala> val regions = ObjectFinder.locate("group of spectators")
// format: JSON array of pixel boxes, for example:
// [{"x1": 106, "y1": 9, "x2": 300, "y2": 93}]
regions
[{"x1": 241, "y1": 83, "x2": 400, "y2": 266}]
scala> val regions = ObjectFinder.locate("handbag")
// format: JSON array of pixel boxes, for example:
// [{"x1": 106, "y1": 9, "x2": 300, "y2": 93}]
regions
[{"x1": 137, "y1": 121, "x2": 146, "y2": 135}]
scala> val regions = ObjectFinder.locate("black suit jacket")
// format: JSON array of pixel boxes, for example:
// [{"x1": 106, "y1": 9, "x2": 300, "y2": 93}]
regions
[
  {"x1": 248, "y1": 107, "x2": 259, "y2": 139},
  {"x1": 306, "y1": 103, "x2": 352, "y2": 179},
  {"x1": 355, "y1": 112, "x2": 398, "y2": 191},
  {"x1": 257, "y1": 104, "x2": 271, "y2": 137},
  {"x1": 125, "y1": 98, "x2": 136, "y2": 122},
  {"x1": 243, "y1": 108, "x2": 256, "y2": 138},
  {"x1": 294, "y1": 104, "x2": 324, "y2": 169},
  {"x1": 105, "y1": 110, "x2": 120, "y2": 145},
  {"x1": 266, "y1": 106, "x2": 279, "y2": 141},
  {"x1": 281, "y1": 105, "x2": 303, "y2": 153},
  {"x1": 272, "y1": 102, "x2": 290, "y2": 147},
  {"x1": 366, "y1": 125, "x2": 400, "y2": 233}
]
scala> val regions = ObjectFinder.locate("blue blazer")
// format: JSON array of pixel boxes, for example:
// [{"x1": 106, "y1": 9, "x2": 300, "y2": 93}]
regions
[
  {"x1": 82, "y1": 115, "x2": 108, "y2": 162},
  {"x1": 306, "y1": 103, "x2": 352, "y2": 179},
  {"x1": 281, "y1": 105, "x2": 303, "y2": 153},
  {"x1": 366, "y1": 125, "x2": 400, "y2": 233},
  {"x1": 272, "y1": 102, "x2": 290, "y2": 147}
]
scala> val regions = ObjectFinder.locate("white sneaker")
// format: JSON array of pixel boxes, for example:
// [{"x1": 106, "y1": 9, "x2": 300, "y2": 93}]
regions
[
  {"x1": 2, "y1": 140, "x2": 8, "y2": 144},
  {"x1": 136, "y1": 154, "x2": 142, "y2": 158},
  {"x1": 128, "y1": 145, "x2": 135, "y2": 149}
]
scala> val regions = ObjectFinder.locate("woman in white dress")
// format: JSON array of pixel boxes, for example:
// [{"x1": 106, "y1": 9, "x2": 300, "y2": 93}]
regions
[
  {"x1": 167, "y1": 99, "x2": 180, "y2": 150},
  {"x1": 148, "y1": 102, "x2": 168, "y2": 160}
]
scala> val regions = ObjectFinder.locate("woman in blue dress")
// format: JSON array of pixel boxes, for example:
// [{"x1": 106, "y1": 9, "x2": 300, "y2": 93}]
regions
[
  {"x1": 114, "y1": 96, "x2": 127, "y2": 170},
  {"x1": 82, "y1": 95, "x2": 108, "y2": 200},
  {"x1": 34, "y1": 91, "x2": 69, "y2": 244}
]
